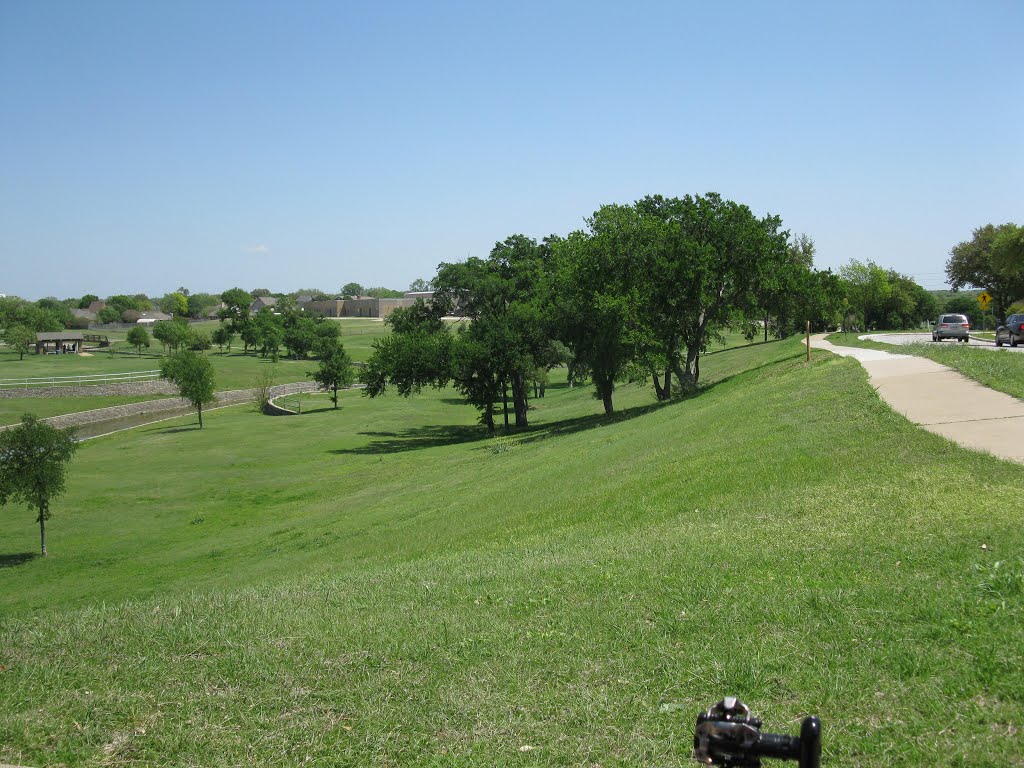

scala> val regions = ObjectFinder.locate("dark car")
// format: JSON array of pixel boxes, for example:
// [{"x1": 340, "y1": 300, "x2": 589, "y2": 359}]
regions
[{"x1": 995, "y1": 314, "x2": 1024, "y2": 348}]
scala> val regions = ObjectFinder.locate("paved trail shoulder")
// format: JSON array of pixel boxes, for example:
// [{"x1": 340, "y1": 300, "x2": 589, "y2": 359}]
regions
[{"x1": 812, "y1": 335, "x2": 1024, "y2": 464}]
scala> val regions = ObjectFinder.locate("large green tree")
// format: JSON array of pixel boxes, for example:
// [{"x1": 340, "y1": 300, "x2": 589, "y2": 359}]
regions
[
  {"x1": 159, "y1": 292, "x2": 189, "y2": 317},
  {"x1": 947, "y1": 223, "x2": 1024, "y2": 318},
  {"x1": 433, "y1": 235, "x2": 556, "y2": 427},
  {"x1": 126, "y1": 325, "x2": 150, "y2": 355},
  {"x1": 3, "y1": 324, "x2": 35, "y2": 360},
  {"x1": 341, "y1": 282, "x2": 365, "y2": 297},
  {"x1": 161, "y1": 351, "x2": 217, "y2": 429},
  {"x1": 309, "y1": 339, "x2": 355, "y2": 409},
  {"x1": 0, "y1": 414, "x2": 78, "y2": 556},
  {"x1": 551, "y1": 217, "x2": 645, "y2": 414}
]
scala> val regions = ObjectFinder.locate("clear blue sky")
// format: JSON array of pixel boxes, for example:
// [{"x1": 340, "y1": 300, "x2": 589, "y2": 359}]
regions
[{"x1": 2, "y1": 0, "x2": 1021, "y2": 300}]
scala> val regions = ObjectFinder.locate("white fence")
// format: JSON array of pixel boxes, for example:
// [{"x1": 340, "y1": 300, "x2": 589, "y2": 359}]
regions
[{"x1": 0, "y1": 370, "x2": 163, "y2": 389}]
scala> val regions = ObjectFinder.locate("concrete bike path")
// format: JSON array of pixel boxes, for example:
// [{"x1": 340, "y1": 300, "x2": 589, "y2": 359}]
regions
[{"x1": 811, "y1": 334, "x2": 1024, "y2": 464}]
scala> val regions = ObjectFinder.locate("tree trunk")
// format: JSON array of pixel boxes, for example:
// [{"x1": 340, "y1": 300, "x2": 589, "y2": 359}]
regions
[
  {"x1": 539, "y1": 382, "x2": 545, "y2": 398},
  {"x1": 198, "y1": 402, "x2": 204, "y2": 430},
  {"x1": 652, "y1": 370, "x2": 667, "y2": 401},
  {"x1": 484, "y1": 402, "x2": 495, "y2": 434},
  {"x1": 511, "y1": 372, "x2": 529, "y2": 428},
  {"x1": 333, "y1": 384, "x2": 339, "y2": 408},
  {"x1": 663, "y1": 368, "x2": 671, "y2": 399},
  {"x1": 602, "y1": 388, "x2": 614, "y2": 415},
  {"x1": 764, "y1": 314, "x2": 769, "y2": 343},
  {"x1": 502, "y1": 382, "x2": 509, "y2": 430},
  {"x1": 39, "y1": 503, "x2": 47, "y2": 557}
]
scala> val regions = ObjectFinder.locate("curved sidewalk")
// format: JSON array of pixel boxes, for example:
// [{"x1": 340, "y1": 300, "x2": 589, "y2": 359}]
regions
[{"x1": 811, "y1": 335, "x2": 1024, "y2": 464}]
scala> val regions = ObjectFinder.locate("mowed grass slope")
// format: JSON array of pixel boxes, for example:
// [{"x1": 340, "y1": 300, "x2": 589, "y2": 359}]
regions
[{"x1": 1, "y1": 339, "x2": 1022, "y2": 767}]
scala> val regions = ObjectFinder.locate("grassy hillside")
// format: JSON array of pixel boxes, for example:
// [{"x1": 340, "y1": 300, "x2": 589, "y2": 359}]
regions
[{"x1": 1, "y1": 338, "x2": 1022, "y2": 766}]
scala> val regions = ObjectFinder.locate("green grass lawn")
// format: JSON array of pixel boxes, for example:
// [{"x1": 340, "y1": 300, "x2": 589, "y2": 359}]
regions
[
  {"x1": 825, "y1": 332, "x2": 1024, "y2": 400},
  {"x1": 1, "y1": 338, "x2": 1022, "y2": 766}
]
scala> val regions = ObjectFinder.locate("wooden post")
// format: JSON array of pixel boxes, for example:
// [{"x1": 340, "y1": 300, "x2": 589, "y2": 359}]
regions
[{"x1": 806, "y1": 320, "x2": 811, "y2": 362}]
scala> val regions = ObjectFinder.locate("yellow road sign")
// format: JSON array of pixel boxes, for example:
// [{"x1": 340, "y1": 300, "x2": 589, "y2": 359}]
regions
[{"x1": 978, "y1": 290, "x2": 992, "y2": 309}]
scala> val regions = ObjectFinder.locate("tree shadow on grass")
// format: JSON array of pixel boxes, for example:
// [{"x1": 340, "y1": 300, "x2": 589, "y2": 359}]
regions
[
  {"x1": 335, "y1": 352, "x2": 804, "y2": 456},
  {"x1": 154, "y1": 424, "x2": 202, "y2": 434},
  {"x1": 331, "y1": 424, "x2": 490, "y2": 455},
  {"x1": 296, "y1": 406, "x2": 338, "y2": 415},
  {"x1": 0, "y1": 552, "x2": 39, "y2": 569}
]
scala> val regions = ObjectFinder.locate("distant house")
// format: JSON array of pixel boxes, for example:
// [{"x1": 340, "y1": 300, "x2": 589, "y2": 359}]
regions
[
  {"x1": 71, "y1": 308, "x2": 97, "y2": 325},
  {"x1": 87, "y1": 300, "x2": 106, "y2": 314},
  {"x1": 206, "y1": 302, "x2": 226, "y2": 319},
  {"x1": 250, "y1": 296, "x2": 278, "y2": 314},
  {"x1": 134, "y1": 311, "x2": 172, "y2": 325},
  {"x1": 294, "y1": 293, "x2": 314, "y2": 305}
]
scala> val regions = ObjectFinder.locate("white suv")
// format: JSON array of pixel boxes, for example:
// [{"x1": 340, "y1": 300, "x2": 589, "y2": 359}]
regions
[{"x1": 932, "y1": 314, "x2": 970, "y2": 342}]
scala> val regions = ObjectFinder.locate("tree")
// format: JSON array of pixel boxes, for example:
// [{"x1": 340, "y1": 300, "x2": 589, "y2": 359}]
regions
[
  {"x1": 630, "y1": 194, "x2": 791, "y2": 392},
  {"x1": 186, "y1": 292, "x2": 220, "y2": 319},
  {"x1": 364, "y1": 287, "x2": 404, "y2": 298},
  {"x1": 551, "y1": 224, "x2": 640, "y2": 414},
  {"x1": 310, "y1": 339, "x2": 355, "y2": 409},
  {"x1": 97, "y1": 307, "x2": 122, "y2": 324},
  {"x1": 159, "y1": 292, "x2": 189, "y2": 317},
  {"x1": 3, "y1": 324, "x2": 35, "y2": 360},
  {"x1": 160, "y1": 352, "x2": 217, "y2": 429},
  {"x1": 341, "y1": 282, "x2": 365, "y2": 297},
  {"x1": 126, "y1": 325, "x2": 150, "y2": 355},
  {"x1": 78, "y1": 294, "x2": 99, "y2": 309},
  {"x1": 943, "y1": 293, "x2": 977, "y2": 316},
  {"x1": 254, "y1": 308, "x2": 284, "y2": 359},
  {"x1": 218, "y1": 288, "x2": 253, "y2": 324},
  {"x1": 408, "y1": 278, "x2": 432, "y2": 292},
  {"x1": 432, "y1": 235, "x2": 556, "y2": 427},
  {"x1": 947, "y1": 223, "x2": 1024, "y2": 318},
  {"x1": 35, "y1": 298, "x2": 73, "y2": 329},
  {"x1": 152, "y1": 319, "x2": 191, "y2": 354},
  {"x1": 0, "y1": 414, "x2": 78, "y2": 556},
  {"x1": 282, "y1": 315, "x2": 318, "y2": 359},
  {"x1": 188, "y1": 329, "x2": 212, "y2": 352},
  {"x1": 211, "y1": 325, "x2": 234, "y2": 354}
]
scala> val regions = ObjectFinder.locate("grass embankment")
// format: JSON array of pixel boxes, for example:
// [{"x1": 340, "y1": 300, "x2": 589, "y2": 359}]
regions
[
  {"x1": 825, "y1": 332, "x2": 1024, "y2": 400},
  {"x1": 1, "y1": 338, "x2": 1022, "y2": 766}
]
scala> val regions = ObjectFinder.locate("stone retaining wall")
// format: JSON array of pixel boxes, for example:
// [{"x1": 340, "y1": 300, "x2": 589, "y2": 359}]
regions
[
  {"x1": 0, "y1": 380, "x2": 177, "y2": 398},
  {"x1": 0, "y1": 381, "x2": 321, "y2": 432}
]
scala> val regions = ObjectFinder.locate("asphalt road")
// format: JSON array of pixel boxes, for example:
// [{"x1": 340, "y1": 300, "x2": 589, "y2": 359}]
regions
[{"x1": 860, "y1": 332, "x2": 1024, "y2": 352}]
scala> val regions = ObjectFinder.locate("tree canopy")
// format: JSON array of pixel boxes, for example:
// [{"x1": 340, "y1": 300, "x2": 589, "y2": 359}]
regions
[
  {"x1": 0, "y1": 414, "x2": 78, "y2": 556},
  {"x1": 161, "y1": 352, "x2": 217, "y2": 429},
  {"x1": 947, "y1": 223, "x2": 1024, "y2": 318}
]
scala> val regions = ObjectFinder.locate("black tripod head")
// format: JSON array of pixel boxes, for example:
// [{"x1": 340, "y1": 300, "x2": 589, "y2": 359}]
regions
[{"x1": 694, "y1": 697, "x2": 820, "y2": 768}]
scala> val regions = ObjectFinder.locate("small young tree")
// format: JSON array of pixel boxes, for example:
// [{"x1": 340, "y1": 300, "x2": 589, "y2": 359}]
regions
[
  {"x1": 252, "y1": 366, "x2": 278, "y2": 413},
  {"x1": 161, "y1": 351, "x2": 217, "y2": 429},
  {"x1": 0, "y1": 414, "x2": 78, "y2": 556},
  {"x1": 211, "y1": 325, "x2": 234, "y2": 354},
  {"x1": 309, "y1": 339, "x2": 355, "y2": 409},
  {"x1": 126, "y1": 325, "x2": 150, "y2": 355},
  {"x1": 188, "y1": 330, "x2": 212, "y2": 352},
  {"x1": 3, "y1": 324, "x2": 35, "y2": 360}
]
